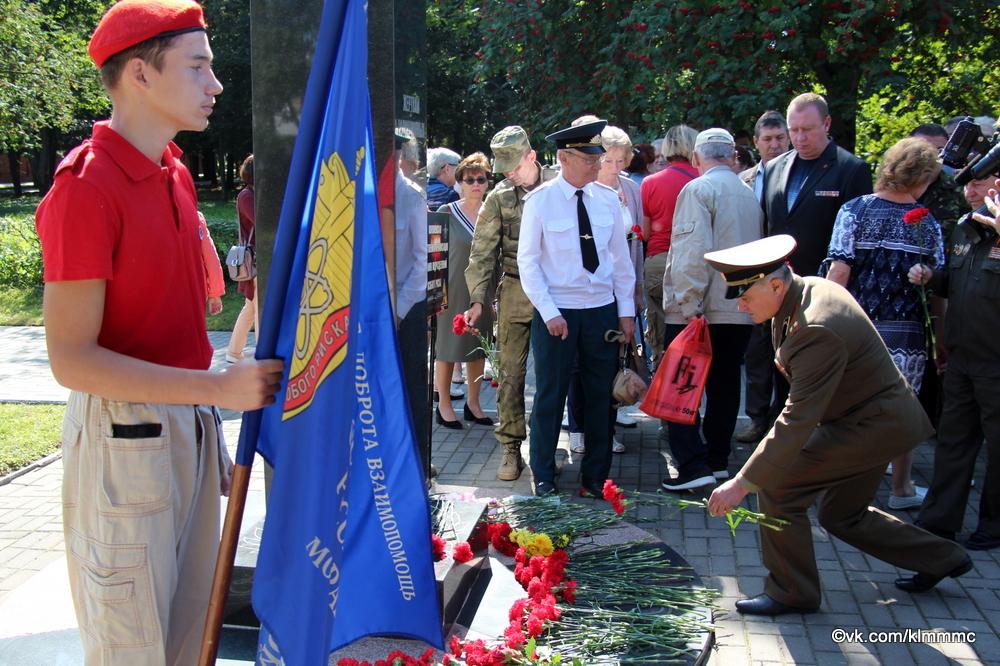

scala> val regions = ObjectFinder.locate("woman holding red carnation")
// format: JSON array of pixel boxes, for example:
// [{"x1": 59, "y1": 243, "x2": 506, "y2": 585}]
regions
[
  {"x1": 433, "y1": 152, "x2": 496, "y2": 429},
  {"x1": 823, "y1": 137, "x2": 944, "y2": 510}
]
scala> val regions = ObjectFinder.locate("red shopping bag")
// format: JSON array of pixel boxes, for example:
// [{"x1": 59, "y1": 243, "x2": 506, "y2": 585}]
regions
[{"x1": 639, "y1": 317, "x2": 712, "y2": 425}]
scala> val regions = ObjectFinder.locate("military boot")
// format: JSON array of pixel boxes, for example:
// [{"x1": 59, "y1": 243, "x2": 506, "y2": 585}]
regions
[{"x1": 496, "y1": 442, "x2": 525, "y2": 481}]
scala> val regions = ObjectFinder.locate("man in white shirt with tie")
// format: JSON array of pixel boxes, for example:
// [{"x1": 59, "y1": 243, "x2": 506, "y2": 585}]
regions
[{"x1": 517, "y1": 119, "x2": 636, "y2": 497}]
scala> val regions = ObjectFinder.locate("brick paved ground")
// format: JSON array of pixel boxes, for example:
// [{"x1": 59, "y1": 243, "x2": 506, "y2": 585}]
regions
[{"x1": 1, "y1": 325, "x2": 996, "y2": 664}]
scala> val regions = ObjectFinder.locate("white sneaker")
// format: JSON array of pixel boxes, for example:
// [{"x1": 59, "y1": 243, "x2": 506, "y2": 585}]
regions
[
  {"x1": 616, "y1": 408, "x2": 638, "y2": 428},
  {"x1": 885, "y1": 462, "x2": 893, "y2": 475},
  {"x1": 612, "y1": 436, "x2": 625, "y2": 454},
  {"x1": 569, "y1": 432, "x2": 585, "y2": 454},
  {"x1": 888, "y1": 485, "x2": 927, "y2": 510}
]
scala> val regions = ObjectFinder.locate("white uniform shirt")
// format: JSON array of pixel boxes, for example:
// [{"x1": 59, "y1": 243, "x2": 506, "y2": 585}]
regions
[
  {"x1": 517, "y1": 174, "x2": 636, "y2": 323},
  {"x1": 394, "y1": 170, "x2": 427, "y2": 319}
]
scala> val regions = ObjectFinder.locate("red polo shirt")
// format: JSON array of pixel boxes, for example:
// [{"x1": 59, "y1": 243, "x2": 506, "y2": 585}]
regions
[
  {"x1": 36, "y1": 121, "x2": 213, "y2": 370},
  {"x1": 640, "y1": 160, "x2": 697, "y2": 258}
]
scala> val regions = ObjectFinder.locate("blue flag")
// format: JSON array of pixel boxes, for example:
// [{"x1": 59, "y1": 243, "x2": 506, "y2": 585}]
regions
[{"x1": 238, "y1": 0, "x2": 443, "y2": 663}]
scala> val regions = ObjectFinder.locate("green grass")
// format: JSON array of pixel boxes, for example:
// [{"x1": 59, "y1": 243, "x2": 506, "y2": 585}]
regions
[
  {"x1": 0, "y1": 403, "x2": 65, "y2": 477},
  {"x1": 0, "y1": 286, "x2": 44, "y2": 325},
  {"x1": 0, "y1": 195, "x2": 245, "y2": 331},
  {"x1": 0, "y1": 285, "x2": 247, "y2": 331}
]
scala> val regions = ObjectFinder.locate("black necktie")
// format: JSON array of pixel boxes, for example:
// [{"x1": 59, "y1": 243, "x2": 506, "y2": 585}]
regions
[{"x1": 575, "y1": 190, "x2": 599, "y2": 273}]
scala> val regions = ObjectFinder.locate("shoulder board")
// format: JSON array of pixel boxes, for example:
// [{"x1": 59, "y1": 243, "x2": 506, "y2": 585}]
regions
[
  {"x1": 54, "y1": 142, "x2": 93, "y2": 177},
  {"x1": 592, "y1": 181, "x2": 617, "y2": 194}
]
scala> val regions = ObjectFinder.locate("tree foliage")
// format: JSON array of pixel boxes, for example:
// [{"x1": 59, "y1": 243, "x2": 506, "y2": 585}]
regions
[
  {"x1": 173, "y1": 0, "x2": 253, "y2": 189},
  {"x1": 426, "y1": 1, "x2": 519, "y2": 155},
  {"x1": 466, "y1": 0, "x2": 997, "y2": 153},
  {"x1": 0, "y1": 0, "x2": 107, "y2": 154}
]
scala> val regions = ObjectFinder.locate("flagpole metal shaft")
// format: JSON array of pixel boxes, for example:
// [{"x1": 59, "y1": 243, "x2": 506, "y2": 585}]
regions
[{"x1": 199, "y1": 462, "x2": 253, "y2": 666}]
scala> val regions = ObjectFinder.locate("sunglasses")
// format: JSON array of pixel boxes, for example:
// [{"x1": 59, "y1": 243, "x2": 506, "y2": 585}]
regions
[{"x1": 462, "y1": 177, "x2": 488, "y2": 184}]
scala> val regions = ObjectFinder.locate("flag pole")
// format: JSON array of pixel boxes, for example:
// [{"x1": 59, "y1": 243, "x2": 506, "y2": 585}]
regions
[{"x1": 199, "y1": 462, "x2": 253, "y2": 666}]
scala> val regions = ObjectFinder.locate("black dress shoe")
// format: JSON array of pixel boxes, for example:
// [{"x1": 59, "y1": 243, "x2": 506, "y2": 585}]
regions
[
  {"x1": 965, "y1": 531, "x2": 1000, "y2": 551},
  {"x1": 894, "y1": 555, "x2": 973, "y2": 592},
  {"x1": 435, "y1": 407, "x2": 463, "y2": 430},
  {"x1": 433, "y1": 390, "x2": 465, "y2": 402},
  {"x1": 463, "y1": 403, "x2": 495, "y2": 426},
  {"x1": 534, "y1": 481, "x2": 557, "y2": 497},
  {"x1": 735, "y1": 593, "x2": 818, "y2": 616}
]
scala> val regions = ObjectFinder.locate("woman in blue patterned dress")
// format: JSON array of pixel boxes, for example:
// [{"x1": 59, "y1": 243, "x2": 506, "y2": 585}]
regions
[{"x1": 824, "y1": 137, "x2": 944, "y2": 511}]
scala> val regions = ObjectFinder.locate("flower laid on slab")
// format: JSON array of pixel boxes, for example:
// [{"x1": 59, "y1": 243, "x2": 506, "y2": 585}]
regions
[
  {"x1": 602, "y1": 479, "x2": 627, "y2": 515},
  {"x1": 431, "y1": 534, "x2": 447, "y2": 562},
  {"x1": 452, "y1": 541, "x2": 474, "y2": 564}
]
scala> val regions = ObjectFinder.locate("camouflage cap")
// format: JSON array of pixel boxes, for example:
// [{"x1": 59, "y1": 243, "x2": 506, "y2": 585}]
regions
[{"x1": 490, "y1": 126, "x2": 531, "y2": 174}]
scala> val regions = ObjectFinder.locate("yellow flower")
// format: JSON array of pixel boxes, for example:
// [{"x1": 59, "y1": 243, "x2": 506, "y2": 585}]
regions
[{"x1": 531, "y1": 533, "x2": 554, "y2": 557}]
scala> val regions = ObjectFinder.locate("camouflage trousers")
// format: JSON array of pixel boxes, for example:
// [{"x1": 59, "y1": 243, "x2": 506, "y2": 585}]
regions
[{"x1": 495, "y1": 277, "x2": 534, "y2": 447}]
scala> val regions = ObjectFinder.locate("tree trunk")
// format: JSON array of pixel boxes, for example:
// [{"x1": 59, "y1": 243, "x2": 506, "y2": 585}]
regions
[
  {"x1": 31, "y1": 128, "x2": 60, "y2": 196},
  {"x1": 203, "y1": 146, "x2": 218, "y2": 186},
  {"x1": 814, "y1": 63, "x2": 861, "y2": 154},
  {"x1": 8, "y1": 152, "x2": 22, "y2": 198}
]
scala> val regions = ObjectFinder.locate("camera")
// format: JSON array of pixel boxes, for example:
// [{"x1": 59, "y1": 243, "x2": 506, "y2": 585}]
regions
[{"x1": 941, "y1": 116, "x2": 999, "y2": 185}]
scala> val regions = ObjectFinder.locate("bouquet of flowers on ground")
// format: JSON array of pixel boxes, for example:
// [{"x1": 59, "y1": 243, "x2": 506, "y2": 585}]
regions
[{"x1": 452, "y1": 314, "x2": 503, "y2": 387}]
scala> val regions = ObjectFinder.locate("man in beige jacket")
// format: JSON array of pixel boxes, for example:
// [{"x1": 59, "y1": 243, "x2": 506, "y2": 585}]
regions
[
  {"x1": 707, "y1": 236, "x2": 970, "y2": 616},
  {"x1": 660, "y1": 128, "x2": 763, "y2": 491}
]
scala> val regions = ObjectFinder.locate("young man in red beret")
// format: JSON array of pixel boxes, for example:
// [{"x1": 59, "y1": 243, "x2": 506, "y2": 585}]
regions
[{"x1": 34, "y1": 1, "x2": 283, "y2": 663}]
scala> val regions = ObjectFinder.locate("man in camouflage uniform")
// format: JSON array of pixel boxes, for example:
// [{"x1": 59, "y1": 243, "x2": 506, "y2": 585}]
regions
[
  {"x1": 464, "y1": 126, "x2": 553, "y2": 480},
  {"x1": 911, "y1": 123, "x2": 971, "y2": 241}
]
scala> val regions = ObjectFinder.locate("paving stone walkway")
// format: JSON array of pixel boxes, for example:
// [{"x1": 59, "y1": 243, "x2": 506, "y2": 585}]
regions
[{"x1": 1, "y1": 325, "x2": 997, "y2": 664}]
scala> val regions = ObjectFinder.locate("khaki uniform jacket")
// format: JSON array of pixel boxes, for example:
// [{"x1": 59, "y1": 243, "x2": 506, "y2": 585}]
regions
[
  {"x1": 741, "y1": 275, "x2": 933, "y2": 491},
  {"x1": 464, "y1": 163, "x2": 555, "y2": 318},
  {"x1": 662, "y1": 166, "x2": 762, "y2": 325}
]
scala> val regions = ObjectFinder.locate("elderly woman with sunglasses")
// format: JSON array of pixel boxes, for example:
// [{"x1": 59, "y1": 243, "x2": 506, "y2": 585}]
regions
[{"x1": 434, "y1": 152, "x2": 497, "y2": 429}]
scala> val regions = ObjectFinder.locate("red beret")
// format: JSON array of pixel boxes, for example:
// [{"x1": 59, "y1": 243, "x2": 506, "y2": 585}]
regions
[{"x1": 88, "y1": 0, "x2": 207, "y2": 68}]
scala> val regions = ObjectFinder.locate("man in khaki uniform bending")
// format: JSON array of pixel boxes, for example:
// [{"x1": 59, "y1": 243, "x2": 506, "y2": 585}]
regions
[
  {"x1": 464, "y1": 126, "x2": 552, "y2": 480},
  {"x1": 706, "y1": 235, "x2": 970, "y2": 616}
]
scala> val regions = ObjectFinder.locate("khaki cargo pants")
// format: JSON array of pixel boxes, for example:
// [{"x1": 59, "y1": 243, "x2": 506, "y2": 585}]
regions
[
  {"x1": 61, "y1": 391, "x2": 226, "y2": 665},
  {"x1": 495, "y1": 276, "x2": 534, "y2": 447}
]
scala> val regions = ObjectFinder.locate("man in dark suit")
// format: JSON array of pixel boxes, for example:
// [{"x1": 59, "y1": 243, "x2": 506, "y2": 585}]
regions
[
  {"x1": 707, "y1": 236, "x2": 971, "y2": 616},
  {"x1": 739, "y1": 110, "x2": 789, "y2": 204},
  {"x1": 738, "y1": 94, "x2": 873, "y2": 443},
  {"x1": 762, "y1": 93, "x2": 873, "y2": 277}
]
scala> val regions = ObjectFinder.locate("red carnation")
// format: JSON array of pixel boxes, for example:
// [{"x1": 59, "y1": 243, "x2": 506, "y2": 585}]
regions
[
  {"x1": 449, "y1": 635, "x2": 463, "y2": 657},
  {"x1": 903, "y1": 207, "x2": 931, "y2": 225},
  {"x1": 504, "y1": 623, "x2": 526, "y2": 649},
  {"x1": 488, "y1": 521, "x2": 519, "y2": 556},
  {"x1": 431, "y1": 534, "x2": 447, "y2": 562},
  {"x1": 451, "y1": 314, "x2": 468, "y2": 335},
  {"x1": 452, "y1": 541, "x2": 474, "y2": 563},
  {"x1": 561, "y1": 579, "x2": 577, "y2": 604},
  {"x1": 525, "y1": 615, "x2": 545, "y2": 637}
]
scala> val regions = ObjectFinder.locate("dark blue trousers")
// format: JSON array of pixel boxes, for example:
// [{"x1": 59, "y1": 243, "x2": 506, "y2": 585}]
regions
[
  {"x1": 529, "y1": 303, "x2": 618, "y2": 485},
  {"x1": 663, "y1": 322, "x2": 751, "y2": 477}
]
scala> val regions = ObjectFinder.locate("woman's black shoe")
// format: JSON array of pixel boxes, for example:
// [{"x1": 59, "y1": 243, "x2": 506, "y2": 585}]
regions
[
  {"x1": 435, "y1": 407, "x2": 463, "y2": 430},
  {"x1": 463, "y1": 403, "x2": 495, "y2": 426}
]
